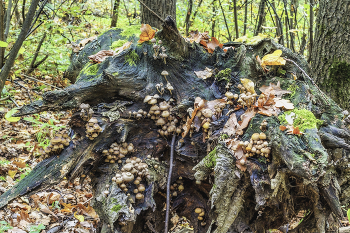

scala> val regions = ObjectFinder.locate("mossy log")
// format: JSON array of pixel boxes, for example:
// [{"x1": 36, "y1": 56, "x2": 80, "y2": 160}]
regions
[{"x1": 1, "y1": 17, "x2": 350, "y2": 233}]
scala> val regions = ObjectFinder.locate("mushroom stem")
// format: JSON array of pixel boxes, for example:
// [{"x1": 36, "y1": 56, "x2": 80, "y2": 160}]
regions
[
  {"x1": 163, "y1": 58, "x2": 166, "y2": 64},
  {"x1": 162, "y1": 75, "x2": 168, "y2": 82}
]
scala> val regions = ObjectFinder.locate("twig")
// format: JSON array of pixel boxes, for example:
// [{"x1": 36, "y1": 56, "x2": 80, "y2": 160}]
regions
[
  {"x1": 218, "y1": 0, "x2": 232, "y2": 41},
  {"x1": 165, "y1": 134, "x2": 176, "y2": 233},
  {"x1": 10, "y1": 97, "x2": 19, "y2": 107},
  {"x1": 284, "y1": 57, "x2": 330, "y2": 105},
  {"x1": 0, "y1": 96, "x2": 10, "y2": 102},
  {"x1": 13, "y1": 81, "x2": 33, "y2": 103},
  {"x1": 137, "y1": 0, "x2": 165, "y2": 23},
  {"x1": 21, "y1": 74, "x2": 63, "y2": 90}
]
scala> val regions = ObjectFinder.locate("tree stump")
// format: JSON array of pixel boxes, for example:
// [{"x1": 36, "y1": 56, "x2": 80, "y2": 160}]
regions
[{"x1": 1, "y1": 17, "x2": 350, "y2": 233}]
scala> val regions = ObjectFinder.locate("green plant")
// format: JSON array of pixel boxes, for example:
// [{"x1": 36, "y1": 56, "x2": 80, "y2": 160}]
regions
[
  {"x1": 52, "y1": 201, "x2": 61, "y2": 210},
  {"x1": 29, "y1": 223, "x2": 45, "y2": 233},
  {"x1": 0, "y1": 176, "x2": 5, "y2": 181},
  {"x1": 0, "y1": 221, "x2": 13, "y2": 233},
  {"x1": 0, "y1": 160, "x2": 10, "y2": 166},
  {"x1": 15, "y1": 167, "x2": 32, "y2": 182}
]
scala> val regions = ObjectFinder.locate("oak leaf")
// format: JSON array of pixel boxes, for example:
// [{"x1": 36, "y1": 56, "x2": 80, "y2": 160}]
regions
[
  {"x1": 222, "y1": 113, "x2": 238, "y2": 136},
  {"x1": 237, "y1": 108, "x2": 256, "y2": 135},
  {"x1": 138, "y1": 24, "x2": 156, "y2": 43},
  {"x1": 88, "y1": 50, "x2": 116, "y2": 63},
  {"x1": 261, "y1": 50, "x2": 286, "y2": 69},
  {"x1": 206, "y1": 37, "x2": 223, "y2": 53},
  {"x1": 259, "y1": 81, "x2": 291, "y2": 98}
]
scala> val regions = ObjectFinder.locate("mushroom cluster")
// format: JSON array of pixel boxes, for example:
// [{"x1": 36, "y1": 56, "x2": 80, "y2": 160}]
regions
[
  {"x1": 143, "y1": 96, "x2": 182, "y2": 137},
  {"x1": 240, "y1": 132, "x2": 271, "y2": 159},
  {"x1": 103, "y1": 142, "x2": 134, "y2": 164},
  {"x1": 194, "y1": 208, "x2": 205, "y2": 222},
  {"x1": 85, "y1": 117, "x2": 102, "y2": 140},
  {"x1": 236, "y1": 84, "x2": 258, "y2": 108},
  {"x1": 151, "y1": 38, "x2": 167, "y2": 64},
  {"x1": 225, "y1": 91, "x2": 239, "y2": 105},
  {"x1": 111, "y1": 157, "x2": 150, "y2": 199},
  {"x1": 80, "y1": 103, "x2": 94, "y2": 121},
  {"x1": 42, "y1": 128, "x2": 71, "y2": 155},
  {"x1": 259, "y1": 119, "x2": 268, "y2": 131}
]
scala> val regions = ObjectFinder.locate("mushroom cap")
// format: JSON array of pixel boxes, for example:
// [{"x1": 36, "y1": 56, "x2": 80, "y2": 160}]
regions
[
  {"x1": 123, "y1": 163, "x2": 134, "y2": 171},
  {"x1": 153, "y1": 94, "x2": 160, "y2": 99},
  {"x1": 202, "y1": 122, "x2": 210, "y2": 129},
  {"x1": 161, "y1": 70, "x2": 169, "y2": 76},
  {"x1": 259, "y1": 132, "x2": 267, "y2": 140},
  {"x1": 148, "y1": 98, "x2": 157, "y2": 105},
  {"x1": 202, "y1": 109, "x2": 213, "y2": 118},
  {"x1": 80, "y1": 103, "x2": 90, "y2": 109},
  {"x1": 251, "y1": 133, "x2": 260, "y2": 141},
  {"x1": 144, "y1": 95, "x2": 153, "y2": 103},
  {"x1": 136, "y1": 193, "x2": 144, "y2": 199},
  {"x1": 161, "y1": 110, "x2": 170, "y2": 118},
  {"x1": 159, "y1": 101, "x2": 169, "y2": 110},
  {"x1": 89, "y1": 117, "x2": 98, "y2": 124},
  {"x1": 51, "y1": 137, "x2": 62, "y2": 144},
  {"x1": 122, "y1": 172, "x2": 134, "y2": 182},
  {"x1": 156, "y1": 118, "x2": 166, "y2": 126},
  {"x1": 195, "y1": 208, "x2": 202, "y2": 214},
  {"x1": 138, "y1": 184, "x2": 145, "y2": 192},
  {"x1": 150, "y1": 105, "x2": 160, "y2": 111},
  {"x1": 150, "y1": 38, "x2": 156, "y2": 43},
  {"x1": 225, "y1": 92, "x2": 235, "y2": 99}
]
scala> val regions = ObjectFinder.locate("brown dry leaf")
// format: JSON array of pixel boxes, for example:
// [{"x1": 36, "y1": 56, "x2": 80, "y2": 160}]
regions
[
  {"x1": 77, "y1": 203, "x2": 99, "y2": 219},
  {"x1": 275, "y1": 98, "x2": 294, "y2": 110},
  {"x1": 8, "y1": 202, "x2": 31, "y2": 211},
  {"x1": 279, "y1": 125, "x2": 287, "y2": 131},
  {"x1": 88, "y1": 50, "x2": 116, "y2": 63},
  {"x1": 292, "y1": 126, "x2": 303, "y2": 135},
  {"x1": 235, "y1": 147, "x2": 247, "y2": 172},
  {"x1": 13, "y1": 161, "x2": 26, "y2": 168},
  {"x1": 194, "y1": 67, "x2": 213, "y2": 80},
  {"x1": 259, "y1": 81, "x2": 291, "y2": 98},
  {"x1": 182, "y1": 97, "x2": 206, "y2": 138},
  {"x1": 114, "y1": 41, "x2": 132, "y2": 56},
  {"x1": 237, "y1": 108, "x2": 256, "y2": 135},
  {"x1": 8, "y1": 228, "x2": 27, "y2": 233},
  {"x1": 206, "y1": 37, "x2": 223, "y2": 53},
  {"x1": 38, "y1": 203, "x2": 58, "y2": 219},
  {"x1": 60, "y1": 202, "x2": 77, "y2": 213},
  {"x1": 48, "y1": 192, "x2": 61, "y2": 204},
  {"x1": 187, "y1": 30, "x2": 210, "y2": 43},
  {"x1": 193, "y1": 116, "x2": 201, "y2": 132},
  {"x1": 261, "y1": 50, "x2": 286, "y2": 69},
  {"x1": 258, "y1": 107, "x2": 274, "y2": 117},
  {"x1": 222, "y1": 113, "x2": 238, "y2": 136},
  {"x1": 29, "y1": 211, "x2": 51, "y2": 225},
  {"x1": 205, "y1": 99, "x2": 226, "y2": 113},
  {"x1": 73, "y1": 36, "x2": 97, "y2": 53},
  {"x1": 17, "y1": 210, "x2": 30, "y2": 222},
  {"x1": 138, "y1": 24, "x2": 156, "y2": 43}
]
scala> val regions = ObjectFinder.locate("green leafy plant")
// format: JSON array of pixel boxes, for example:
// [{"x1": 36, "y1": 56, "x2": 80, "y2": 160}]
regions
[
  {"x1": 29, "y1": 223, "x2": 45, "y2": 233},
  {"x1": 52, "y1": 201, "x2": 61, "y2": 210},
  {"x1": 0, "y1": 221, "x2": 13, "y2": 233},
  {"x1": 0, "y1": 160, "x2": 10, "y2": 166}
]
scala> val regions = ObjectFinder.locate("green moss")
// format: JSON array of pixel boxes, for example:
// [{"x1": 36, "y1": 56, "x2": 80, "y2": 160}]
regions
[
  {"x1": 111, "y1": 39, "x2": 127, "y2": 49},
  {"x1": 216, "y1": 68, "x2": 231, "y2": 82},
  {"x1": 124, "y1": 50, "x2": 139, "y2": 66},
  {"x1": 287, "y1": 83, "x2": 299, "y2": 99},
  {"x1": 203, "y1": 147, "x2": 217, "y2": 168},
  {"x1": 111, "y1": 204, "x2": 122, "y2": 213},
  {"x1": 81, "y1": 63, "x2": 99, "y2": 76},
  {"x1": 120, "y1": 25, "x2": 141, "y2": 38},
  {"x1": 278, "y1": 109, "x2": 323, "y2": 133}
]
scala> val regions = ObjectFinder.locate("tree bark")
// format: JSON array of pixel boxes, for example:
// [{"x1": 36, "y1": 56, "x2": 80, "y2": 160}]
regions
[
  {"x1": 110, "y1": 0, "x2": 121, "y2": 28},
  {"x1": 255, "y1": 0, "x2": 266, "y2": 36},
  {"x1": 0, "y1": 1, "x2": 5, "y2": 68},
  {"x1": 184, "y1": 0, "x2": 193, "y2": 37},
  {"x1": 140, "y1": 0, "x2": 176, "y2": 29},
  {"x1": 0, "y1": 0, "x2": 40, "y2": 96},
  {"x1": 311, "y1": 0, "x2": 350, "y2": 110},
  {"x1": 4, "y1": 0, "x2": 13, "y2": 41}
]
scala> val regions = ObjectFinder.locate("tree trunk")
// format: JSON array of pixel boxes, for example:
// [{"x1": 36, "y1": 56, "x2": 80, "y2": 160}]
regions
[
  {"x1": 0, "y1": 1, "x2": 5, "y2": 68},
  {"x1": 255, "y1": 0, "x2": 266, "y2": 36},
  {"x1": 140, "y1": 0, "x2": 176, "y2": 29},
  {"x1": 4, "y1": 0, "x2": 13, "y2": 41},
  {"x1": 311, "y1": 0, "x2": 350, "y2": 110},
  {"x1": 0, "y1": 0, "x2": 40, "y2": 96},
  {"x1": 184, "y1": 0, "x2": 193, "y2": 36},
  {"x1": 1, "y1": 16, "x2": 350, "y2": 233},
  {"x1": 110, "y1": 0, "x2": 121, "y2": 28}
]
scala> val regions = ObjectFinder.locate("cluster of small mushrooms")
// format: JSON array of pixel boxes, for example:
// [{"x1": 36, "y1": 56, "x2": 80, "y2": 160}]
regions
[
  {"x1": 79, "y1": 103, "x2": 94, "y2": 121},
  {"x1": 194, "y1": 207, "x2": 206, "y2": 224},
  {"x1": 232, "y1": 84, "x2": 258, "y2": 108},
  {"x1": 103, "y1": 142, "x2": 134, "y2": 164},
  {"x1": 170, "y1": 177, "x2": 185, "y2": 197},
  {"x1": 237, "y1": 131, "x2": 271, "y2": 160},
  {"x1": 85, "y1": 117, "x2": 103, "y2": 140},
  {"x1": 41, "y1": 128, "x2": 71, "y2": 156},
  {"x1": 150, "y1": 38, "x2": 167, "y2": 64},
  {"x1": 110, "y1": 156, "x2": 150, "y2": 200}
]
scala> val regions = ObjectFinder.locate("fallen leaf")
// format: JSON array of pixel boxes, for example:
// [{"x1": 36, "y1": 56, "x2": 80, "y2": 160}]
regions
[
  {"x1": 292, "y1": 126, "x2": 303, "y2": 135},
  {"x1": 60, "y1": 202, "x2": 77, "y2": 213},
  {"x1": 279, "y1": 125, "x2": 287, "y2": 131},
  {"x1": 88, "y1": 50, "x2": 116, "y2": 63},
  {"x1": 275, "y1": 98, "x2": 294, "y2": 110},
  {"x1": 261, "y1": 50, "x2": 286, "y2": 69},
  {"x1": 74, "y1": 211, "x2": 85, "y2": 222},
  {"x1": 259, "y1": 81, "x2": 291, "y2": 98},
  {"x1": 8, "y1": 228, "x2": 26, "y2": 233},
  {"x1": 206, "y1": 37, "x2": 223, "y2": 53},
  {"x1": 8, "y1": 169, "x2": 17, "y2": 179},
  {"x1": 114, "y1": 41, "x2": 132, "y2": 56},
  {"x1": 77, "y1": 204, "x2": 99, "y2": 219},
  {"x1": 38, "y1": 203, "x2": 58, "y2": 219},
  {"x1": 237, "y1": 108, "x2": 256, "y2": 135},
  {"x1": 8, "y1": 202, "x2": 31, "y2": 211},
  {"x1": 186, "y1": 30, "x2": 210, "y2": 43},
  {"x1": 138, "y1": 24, "x2": 156, "y2": 43},
  {"x1": 194, "y1": 67, "x2": 213, "y2": 80},
  {"x1": 13, "y1": 161, "x2": 26, "y2": 168},
  {"x1": 222, "y1": 113, "x2": 238, "y2": 136}
]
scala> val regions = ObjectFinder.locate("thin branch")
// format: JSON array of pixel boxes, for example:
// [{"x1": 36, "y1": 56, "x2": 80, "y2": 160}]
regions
[
  {"x1": 218, "y1": 0, "x2": 231, "y2": 40},
  {"x1": 21, "y1": 74, "x2": 63, "y2": 90},
  {"x1": 0, "y1": 96, "x2": 10, "y2": 102},
  {"x1": 284, "y1": 58, "x2": 330, "y2": 105},
  {"x1": 164, "y1": 134, "x2": 176, "y2": 233},
  {"x1": 10, "y1": 97, "x2": 19, "y2": 107}
]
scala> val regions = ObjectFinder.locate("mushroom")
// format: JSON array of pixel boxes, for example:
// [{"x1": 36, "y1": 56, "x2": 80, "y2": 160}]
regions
[
  {"x1": 202, "y1": 109, "x2": 213, "y2": 118},
  {"x1": 225, "y1": 92, "x2": 234, "y2": 100},
  {"x1": 136, "y1": 193, "x2": 144, "y2": 200},
  {"x1": 195, "y1": 208, "x2": 202, "y2": 214},
  {"x1": 156, "y1": 118, "x2": 166, "y2": 126},
  {"x1": 122, "y1": 172, "x2": 134, "y2": 182},
  {"x1": 161, "y1": 70, "x2": 169, "y2": 81}
]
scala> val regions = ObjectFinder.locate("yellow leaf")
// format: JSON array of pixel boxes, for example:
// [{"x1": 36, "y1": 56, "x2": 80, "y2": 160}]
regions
[
  {"x1": 234, "y1": 35, "x2": 247, "y2": 43},
  {"x1": 74, "y1": 212, "x2": 84, "y2": 222},
  {"x1": 240, "y1": 78, "x2": 255, "y2": 94},
  {"x1": 261, "y1": 50, "x2": 286, "y2": 69},
  {"x1": 138, "y1": 24, "x2": 156, "y2": 43},
  {"x1": 8, "y1": 170, "x2": 17, "y2": 179}
]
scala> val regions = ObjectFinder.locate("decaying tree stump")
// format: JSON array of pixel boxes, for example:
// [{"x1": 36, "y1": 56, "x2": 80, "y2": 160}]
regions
[{"x1": 1, "y1": 16, "x2": 350, "y2": 233}]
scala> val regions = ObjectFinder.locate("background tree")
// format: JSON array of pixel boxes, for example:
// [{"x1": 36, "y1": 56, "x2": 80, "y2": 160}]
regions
[
  {"x1": 140, "y1": 0, "x2": 176, "y2": 29},
  {"x1": 311, "y1": 0, "x2": 350, "y2": 110},
  {"x1": 110, "y1": 0, "x2": 121, "y2": 27}
]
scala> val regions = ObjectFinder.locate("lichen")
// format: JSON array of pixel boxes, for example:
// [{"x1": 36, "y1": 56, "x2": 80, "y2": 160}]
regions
[
  {"x1": 287, "y1": 82, "x2": 299, "y2": 99},
  {"x1": 203, "y1": 147, "x2": 217, "y2": 168},
  {"x1": 111, "y1": 204, "x2": 122, "y2": 213},
  {"x1": 120, "y1": 25, "x2": 141, "y2": 38},
  {"x1": 124, "y1": 50, "x2": 139, "y2": 66},
  {"x1": 81, "y1": 63, "x2": 99, "y2": 76},
  {"x1": 278, "y1": 108, "x2": 323, "y2": 132},
  {"x1": 111, "y1": 39, "x2": 127, "y2": 50}
]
